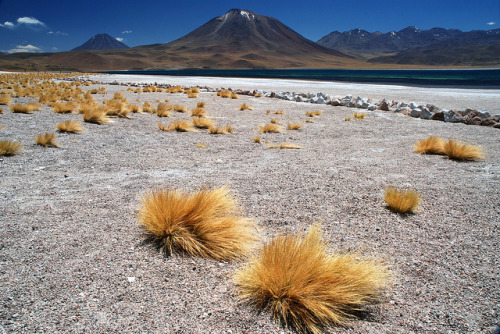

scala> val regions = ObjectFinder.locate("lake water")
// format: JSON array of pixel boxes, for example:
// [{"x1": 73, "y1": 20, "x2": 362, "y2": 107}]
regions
[{"x1": 104, "y1": 69, "x2": 500, "y2": 88}]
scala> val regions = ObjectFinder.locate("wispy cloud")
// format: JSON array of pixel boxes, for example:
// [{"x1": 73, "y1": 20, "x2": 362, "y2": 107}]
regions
[
  {"x1": 0, "y1": 16, "x2": 46, "y2": 29},
  {"x1": 487, "y1": 21, "x2": 496, "y2": 26},
  {"x1": 122, "y1": 30, "x2": 132, "y2": 34},
  {"x1": 115, "y1": 37, "x2": 124, "y2": 42},
  {"x1": 48, "y1": 30, "x2": 68, "y2": 36},
  {"x1": 8, "y1": 44, "x2": 42, "y2": 53}
]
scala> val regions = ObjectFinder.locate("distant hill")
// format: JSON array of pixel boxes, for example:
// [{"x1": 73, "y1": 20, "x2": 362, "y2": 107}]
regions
[
  {"x1": 318, "y1": 27, "x2": 500, "y2": 66},
  {"x1": 72, "y1": 33, "x2": 129, "y2": 51}
]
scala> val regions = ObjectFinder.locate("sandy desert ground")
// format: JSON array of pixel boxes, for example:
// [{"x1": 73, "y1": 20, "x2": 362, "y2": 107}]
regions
[{"x1": 0, "y1": 75, "x2": 499, "y2": 333}]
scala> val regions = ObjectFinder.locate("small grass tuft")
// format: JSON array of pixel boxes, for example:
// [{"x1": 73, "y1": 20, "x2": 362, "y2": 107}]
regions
[
  {"x1": 192, "y1": 117, "x2": 215, "y2": 129},
  {"x1": 173, "y1": 105, "x2": 188, "y2": 113},
  {"x1": 0, "y1": 94, "x2": 12, "y2": 105},
  {"x1": 239, "y1": 103, "x2": 254, "y2": 111},
  {"x1": 231, "y1": 93, "x2": 239, "y2": 99},
  {"x1": 57, "y1": 120, "x2": 84, "y2": 133},
  {"x1": 443, "y1": 139, "x2": 484, "y2": 161},
  {"x1": 197, "y1": 101, "x2": 206, "y2": 108},
  {"x1": 165, "y1": 119, "x2": 198, "y2": 132},
  {"x1": 156, "y1": 103, "x2": 172, "y2": 117},
  {"x1": 35, "y1": 132, "x2": 59, "y2": 148},
  {"x1": 353, "y1": 112, "x2": 366, "y2": 120},
  {"x1": 208, "y1": 126, "x2": 228, "y2": 135},
  {"x1": 137, "y1": 186, "x2": 256, "y2": 260},
  {"x1": 287, "y1": 122, "x2": 303, "y2": 130},
  {"x1": 190, "y1": 107, "x2": 206, "y2": 118},
  {"x1": 259, "y1": 123, "x2": 283, "y2": 133},
  {"x1": 268, "y1": 142, "x2": 303, "y2": 149},
  {"x1": 384, "y1": 186, "x2": 420, "y2": 213},
  {"x1": 0, "y1": 140, "x2": 22, "y2": 156},
  {"x1": 413, "y1": 136, "x2": 446, "y2": 155},
  {"x1": 306, "y1": 110, "x2": 323, "y2": 117},
  {"x1": 234, "y1": 224, "x2": 389, "y2": 333},
  {"x1": 252, "y1": 136, "x2": 262, "y2": 144},
  {"x1": 83, "y1": 106, "x2": 110, "y2": 124}
]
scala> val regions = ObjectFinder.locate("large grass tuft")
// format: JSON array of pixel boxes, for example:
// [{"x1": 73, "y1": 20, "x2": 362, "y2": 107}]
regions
[
  {"x1": 443, "y1": 139, "x2": 484, "y2": 161},
  {"x1": 384, "y1": 186, "x2": 420, "y2": 213},
  {"x1": 235, "y1": 224, "x2": 389, "y2": 333},
  {"x1": 83, "y1": 106, "x2": 110, "y2": 124},
  {"x1": 35, "y1": 132, "x2": 59, "y2": 148},
  {"x1": 259, "y1": 123, "x2": 283, "y2": 133},
  {"x1": 413, "y1": 136, "x2": 446, "y2": 155},
  {"x1": 138, "y1": 186, "x2": 256, "y2": 260},
  {"x1": 57, "y1": 120, "x2": 84, "y2": 133},
  {"x1": 0, "y1": 140, "x2": 22, "y2": 156}
]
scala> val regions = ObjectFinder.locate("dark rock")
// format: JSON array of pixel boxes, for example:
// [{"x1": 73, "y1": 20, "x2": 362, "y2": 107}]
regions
[{"x1": 431, "y1": 112, "x2": 444, "y2": 121}]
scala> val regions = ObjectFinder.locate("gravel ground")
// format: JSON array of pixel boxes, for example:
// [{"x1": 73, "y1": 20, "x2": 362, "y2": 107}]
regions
[{"x1": 0, "y1": 78, "x2": 499, "y2": 333}]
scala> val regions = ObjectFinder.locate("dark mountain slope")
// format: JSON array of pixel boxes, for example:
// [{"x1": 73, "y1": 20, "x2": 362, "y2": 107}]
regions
[{"x1": 72, "y1": 33, "x2": 130, "y2": 51}]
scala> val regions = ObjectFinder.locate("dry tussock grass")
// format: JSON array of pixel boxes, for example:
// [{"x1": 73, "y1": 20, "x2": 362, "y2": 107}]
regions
[
  {"x1": 306, "y1": 111, "x2": 323, "y2": 117},
  {"x1": 413, "y1": 136, "x2": 446, "y2": 155},
  {"x1": 0, "y1": 140, "x2": 22, "y2": 156},
  {"x1": 188, "y1": 92, "x2": 198, "y2": 98},
  {"x1": 197, "y1": 101, "x2": 206, "y2": 108},
  {"x1": 287, "y1": 122, "x2": 303, "y2": 130},
  {"x1": 104, "y1": 99, "x2": 131, "y2": 118},
  {"x1": 11, "y1": 103, "x2": 40, "y2": 114},
  {"x1": 306, "y1": 119, "x2": 315, "y2": 123},
  {"x1": 174, "y1": 105, "x2": 188, "y2": 113},
  {"x1": 253, "y1": 136, "x2": 262, "y2": 143},
  {"x1": 165, "y1": 119, "x2": 198, "y2": 132},
  {"x1": 196, "y1": 142, "x2": 207, "y2": 148},
  {"x1": 384, "y1": 186, "x2": 420, "y2": 213},
  {"x1": 345, "y1": 117, "x2": 352, "y2": 121},
  {"x1": 83, "y1": 106, "x2": 110, "y2": 124},
  {"x1": 443, "y1": 139, "x2": 484, "y2": 161},
  {"x1": 353, "y1": 112, "x2": 366, "y2": 120},
  {"x1": 259, "y1": 123, "x2": 283, "y2": 133},
  {"x1": 208, "y1": 126, "x2": 228, "y2": 135},
  {"x1": 231, "y1": 93, "x2": 239, "y2": 99},
  {"x1": 35, "y1": 132, "x2": 59, "y2": 148},
  {"x1": 192, "y1": 117, "x2": 215, "y2": 129},
  {"x1": 156, "y1": 103, "x2": 172, "y2": 117},
  {"x1": 57, "y1": 120, "x2": 84, "y2": 133},
  {"x1": 268, "y1": 142, "x2": 303, "y2": 149},
  {"x1": 129, "y1": 105, "x2": 142, "y2": 113},
  {"x1": 218, "y1": 90, "x2": 232, "y2": 98},
  {"x1": 235, "y1": 224, "x2": 389, "y2": 333},
  {"x1": 190, "y1": 107, "x2": 206, "y2": 118},
  {"x1": 239, "y1": 103, "x2": 254, "y2": 111},
  {"x1": 53, "y1": 102, "x2": 78, "y2": 114},
  {"x1": 138, "y1": 186, "x2": 256, "y2": 260},
  {"x1": 142, "y1": 101, "x2": 155, "y2": 113},
  {"x1": 270, "y1": 118, "x2": 280, "y2": 124},
  {"x1": 273, "y1": 110, "x2": 285, "y2": 115},
  {"x1": 0, "y1": 94, "x2": 12, "y2": 105}
]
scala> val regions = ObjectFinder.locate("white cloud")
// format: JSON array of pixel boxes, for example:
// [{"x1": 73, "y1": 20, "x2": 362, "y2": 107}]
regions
[
  {"x1": 0, "y1": 21, "x2": 15, "y2": 28},
  {"x1": 115, "y1": 37, "x2": 124, "y2": 42},
  {"x1": 487, "y1": 21, "x2": 496, "y2": 26},
  {"x1": 17, "y1": 17, "x2": 45, "y2": 26},
  {"x1": 51, "y1": 47, "x2": 58, "y2": 51},
  {"x1": 122, "y1": 30, "x2": 132, "y2": 34},
  {"x1": 8, "y1": 44, "x2": 42, "y2": 53},
  {"x1": 48, "y1": 30, "x2": 68, "y2": 36}
]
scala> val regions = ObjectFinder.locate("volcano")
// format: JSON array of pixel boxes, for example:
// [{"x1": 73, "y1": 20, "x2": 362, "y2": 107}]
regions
[{"x1": 72, "y1": 33, "x2": 130, "y2": 51}]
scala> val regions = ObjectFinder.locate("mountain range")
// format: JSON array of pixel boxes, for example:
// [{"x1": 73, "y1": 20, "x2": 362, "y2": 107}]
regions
[
  {"x1": 0, "y1": 9, "x2": 498, "y2": 71},
  {"x1": 72, "y1": 33, "x2": 129, "y2": 51}
]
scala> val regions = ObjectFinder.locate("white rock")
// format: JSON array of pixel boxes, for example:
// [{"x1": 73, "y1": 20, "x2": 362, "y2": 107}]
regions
[
  {"x1": 316, "y1": 97, "x2": 326, "y2": 104},
  {"x1": 443, "y1": 110, "x2": 463, "y2": 123},
  {"x1": 420, "y1": 108, "x2": 433, "y2": 120},
  {"x1": 477, "y1": 110, "x2": 491, "y2": 119},
  {"x1": 367, "y1": 104, "x2": 378, "y2": 111},
  {"x1": 410, "y1": 108, "x2": 422, "y2": 118},
  {"x1": 127, "y1": 277, "x2": 136, "y2": 283}
]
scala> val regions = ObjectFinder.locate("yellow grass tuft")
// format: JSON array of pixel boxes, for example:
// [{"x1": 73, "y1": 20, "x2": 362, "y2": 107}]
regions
[
  {"x1": 0, "y1": 140, "x2": 22, "y2": 156},
  {"x1": 254, "y1": 93, "x2": 262, "y2": 97},
  {"x1": 413, "y1": 136, "x2": 446, "y2": 155},
  {"x1": 191, "y1": 87, "x2": 201, "y2": 93},
  {"x1": 157, "y1": 122, "x2": 168, "y2": 131},
  {"x1": 253, "y1": 136, "x2": 262, "y2": 143},
  {"x1": 345, "y1": 117, "x2": 351, "y2": 121},
  {"x1": 305, "y1": 119, "x2": 315, "y2": 123},
  {"x1": 219, "y1": 90, "x2": 232, "y2": 98},
  {"x1": 190, "y1": 107, "x2": 206, "y2": 118},
  {"x1": 174, "y1": 105, "x2": 188, "y2": 113},
  {"x1": 52, "y1": 102, "x2": 77, "y2": 114},
  {"x1": 35, "y1": 132, "x2": 59, "y2": 148},
  {"x1": 143, "y1": 101, "x2": 155, "y2": 113},
  {"x1": 268, "y1": 142, "x2": 303, "y2": 149},
  {"x1": 11, "y1": 103, "x2": 40, "y2": 114},
  {"x1": 259, "y1": 123, "x2": 283, "y2": 133},
  {"x1": 287, "y1": 122, "x2": 303, "y2": 130},
  {"x1": 164, "y1": 119, "x2": 198, "y2": 132},
  {"x1": 192, "y1": 117, "x2": 215, "y2": 129},
  {"x1": 83, "y1": 106, "x2": 110, "y2": 124},
  {"x1": 353, "y1": 112, "x2": 366, "y2": 120},
  {"x1": 129, "y1": 104, "x2": 143, "y2": 113},
  {"x1": 208, "y1": 126, "x2": 228, "y2": 135},
  {"x1": 137, "y1": 186, "x2": 256, "y2": 260},
  {"x1": 56, "y1": 120, "x2": 84, "y2": 133},
  {"x1": 156, "y1": 103, "x2": 172, "y2": 117},
  {"x1": 0, "y1": 94, "x2": 12, "y2": 105},
  {"x1": 197, "y1": 101, "x2": 206, "y2": 108},
  {"x1": 239, "y1": 103, "x2": 254, "y2": 111},
  {"x1": 224, "y1": 124, "x2": 235, "y2": 134},
  {"x1": 306, "y1": 110, "x2": 323, "y2": 117},
  {"x1": 443, "y1": 139, "x2": 484, "y2": 161},
  {"x1": 384, "y1": 186, "x2": 420, "y2": 213},
  {"x1": 235, "y1": 224, "x2": 389, "y2": 333},
  {"x1": 0, "y1": 107, "x2": 4, "y2": 114},
  {"x1": 196, "y1": 142, "x2": 207, "y2": 148},
  {"x1": 187, "y1": 92, "x2": 198, "y2": 98},
  {"x1": 231, "y1": 93, "x2": 239, "y2": 99},
  {"x1": 273, "y1": 110, "x2": 285, "y2": 115},
  {"x1": 270, "y1": 118, "x2": 281, "y2": 124}
]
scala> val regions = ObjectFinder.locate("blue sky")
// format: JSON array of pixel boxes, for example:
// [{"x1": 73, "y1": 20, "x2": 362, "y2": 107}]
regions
[{"x1": 0, "y1": 0, "x2": 498, "y2": 53}]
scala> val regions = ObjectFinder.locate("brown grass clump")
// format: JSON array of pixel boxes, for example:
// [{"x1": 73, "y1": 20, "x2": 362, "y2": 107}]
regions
[
  {"x1": 268, "y1": 142, "x2": 303, "y2": 149},
  {"x1": 287, "y1": 122, "x2": 303, "y2": 130},
  {"x1": 384, "y1": 186, "x2": 420, "y2": 213},
  {"x1": 174, "y1": 105, "x2": 188, "y2": 113},
  {"x1": 11, "y1": 103, "x2": 40, "y2": 114},
  {"x1": 305, "y1": 119, "x2": 315, "y2": 123},
  {"x1": 192, "y1": 117, "x2": 215, "y2": 129},
  {"x1": 443, "y1": 139, "x2": 484, "y2": 161},
  {"x1": 156, "y1": 103, "x2": 172, "y2": 117},
  {"x1": 0, "y1": 94, "x2": 12, "y2": 105},
  {"x1": 56, "y1": 120, "x2": 84, "y2": 133},
  {"x1": 273, "y1": 109, "x2": 285, "y2": 115},
  {"x1": 190, "y1": 107, "x2": 206, "y2": 118},
  {"x1": 137, "y1": 186, "x2": 256, "y2": 260},
  {"x1": 83, "y1": 106, "x2": 110, "y2": 124},
  {"x1": 253, "y1": 136, "x2": 262, "y2": 144},
  {"x1": 344, "y1": 117, "x2": 351, "y2": 121},
  {"x1": 0, "y1": 140, "x2": 22, "y2": 156},
  {"x1": 196, "y1": 101, "x2": 206, "y2": 108},
  {"x1": 104, "y1": 99, "x2": 130, "y2": 118},
  {"x1": 164, "y1": 119, "x2": 198, "y2": 132},
  {"x1": 191, "y1": 87, "x2": 201, "y2": 93},
  {"x1": 219, "y1": 90, "x2": 232, "y2": 98},
  {"x1": 306, "y1": 110, "x2": 323, "y2": 117},
  {"x1": 413, "y1": 136, "x2": 446, "y2": 155},
  {"x1": 235, "y1": 224, "x2": 389, "y2": 333},
  {"x1": 187, "y1": 92, "x2": 198, "y2": 98},
  {"x1": 259, "y1": 123, "x2": 283, "y2": 133},
  {"x1": 35, "y1": 132, "x2": 59, "y2": 148},
  {"x1": 254, "y1": 93, "x2": 262, "y2": 97},
  {"x1": 196, "y1": 142, "x2": 207, "y2": 148},
  {"x1": 129, "y1": 104, "x2": 143, "y2": 113},
  {"x1": 0, "y1": 107, "x2": 4, "y2": 114},
  {"x1": 239, "y1": 103, "x2": 254, "y2": 111},
  {"x1": 270, "y1": 118, "x2": 281, "y2": 124},
  {"x1": 353, "y1": 112, "x2": 366, "y2": 120},
  {"x1": 224, "y1": 124, "x2": 235, "y2": 134},
  {"x1": 157, "y1": 122, "x2": 168, "y2": 131},
  {"x1": 208, "y1": 126, "x2": 228, "y2": 135},
  {"x1": 143, "y1": 101, "x2": 155, "y2": 113},
  {"x1": 231, "y1": 93, "x2": 239, "y2": 99},
  {"x1": 53, "y1": 102, "x2": 78, "y2": 114}
]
